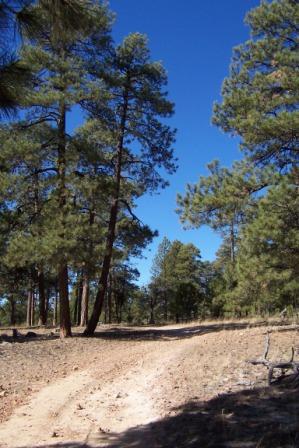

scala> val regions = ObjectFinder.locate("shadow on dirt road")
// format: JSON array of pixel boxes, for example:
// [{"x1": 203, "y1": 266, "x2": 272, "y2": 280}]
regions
[
  {"x1": 20, "y1": 383, "x2": 299, "y2": 448},
  {"x1": 91, "y1": 321, "x2": 286, "y2": 341},
  {"x1": 1, "y1": 320, "x2": 290, "y2": 344}
]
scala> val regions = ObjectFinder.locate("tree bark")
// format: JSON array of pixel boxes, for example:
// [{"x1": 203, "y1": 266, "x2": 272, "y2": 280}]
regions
[
  {"x1": 84, "y1": 86, "x2": 129, "y2": 336},
  {"x1": 31, "y1": 291, "x2": 35, "y2": 326},
  {"x1": 27, "y1": 283, "x2": 33, "y2": 327},
  {"x1": 164, "y1": 293, "x2": 168, "y2": 321},
  {"x1": 37, "y1": 269, "x2": 47, "y2": 326},
  {"x1": 73, "y1": 287, "x2": 78, "y2": 325},
  {"x1": 58, "y1": 263, "x2": 71, "y2": 337},
  {"x1": 108, "y1": 273, "x2": 112, "y2": 324},
  {"x1": 53, "y1": 284, "x2": 58, "y2": 326},
  {"x1": 80, "y1": 273, "x2": 89, "y2": 326},
  {"x1": 74, "y1": 276, "x2": 83, "y2": 325},
  {"x1": 57, "y1": 98, "x2": 71, "y2": 337},
  {"x1": 230, "y1": 218, "x2": 236, "y2": 264},
  {"x1": 10, "y1": 295, "x2": 16, "y2": 326},
  {"x1": 77, "y1": 280, "x2": 82, "y2": 326}
]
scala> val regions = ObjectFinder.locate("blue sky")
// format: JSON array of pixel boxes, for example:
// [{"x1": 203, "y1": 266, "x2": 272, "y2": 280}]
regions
[{"x1": 72, "y1": 0, "x2": 261, "y2": 284}]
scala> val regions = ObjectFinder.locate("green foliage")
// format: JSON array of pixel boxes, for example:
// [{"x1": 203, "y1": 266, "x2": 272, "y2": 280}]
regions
[
  {"x1": 0, "y1": 2, "x2": 175, "y2": 331},
  {"x1": 177, "y1": 159, "x2": 275, "y2": 262},
  {"x1": 213, "y1": 0, "x2": 299, "y2": 169},
  {"x1": 235, "y1": 177, "x2": 299, "y2": 314},
  {"x1": 147, "y1": 239, "x2": 206, "y2": 322},
  {"x1": 178, "y1": 0, "x2": 298, "y2": 319}
]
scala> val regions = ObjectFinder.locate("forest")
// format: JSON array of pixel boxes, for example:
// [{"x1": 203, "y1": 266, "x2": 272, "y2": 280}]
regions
[{"x1": 0, "y1": 0, "x2": 298, "y2": 339}]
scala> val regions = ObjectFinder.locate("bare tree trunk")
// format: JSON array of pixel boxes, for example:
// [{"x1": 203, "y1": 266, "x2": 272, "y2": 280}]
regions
[
  {"x1": 27, "y1": 284, "x2": 33, "y2": 327},
  {"x1": 119, "y1": 304, "x2": 122, "y2": 324},
  {"x1": 73, "y1": 276, "x2": 83, "y2": 326},
  {"x1": 73, "y1": 289, "x2": 78, "y2": 325},
  {"x1": 53, "y1": 284, "x2": 58, "y2": 326},
  {"x1": 164, "y1": 293, "x2": 168, "y2": 321},
  {"x1": 77, "y1": 281, "x2": 82, "y2": 326},
  {"x1": 108, "y1": 273, "x2": 112, "y2": 324},
  {"x1": 58, "y1": 263, "x2": 71, "y2": 338},
  {"x1": 31, "y1": 291, "x2": 35, "y2": 326},
  {"x1": 57, "y1": 98, "x2": 71, "y2": 338},
  {"x1": 84, "y1": 88, "x2": 129, "y2": 336},
  {"x1": 37, "y1": 269, "x2": 47, "y2": 326},
  {"x1": 149, "y1": 309, "x2": 155, "y2": 325},
  {"x1": 104, "y1": 291, "x2": 108, "y2": 324},
  {"x1": 45, "y1": 288, "x2": 50, "y2": 321},
  {"x1": 10, "y1": 295, "x2": 16, "y2": 326},
  {"x1": 80, "y1": 273, "x2": 89, "y2": 326},
  {"x1": 230, "y1": 218, "x2": 236, "y2": 264}
]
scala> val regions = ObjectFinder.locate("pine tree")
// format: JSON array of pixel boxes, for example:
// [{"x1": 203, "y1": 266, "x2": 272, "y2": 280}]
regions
[
  {"x1": 150, "y1": 237, "x2": 171, "y2": 320},
  {"x1": 177, "y1": 159, "x2": 273, "y2": 263},
  {"x1": 84, "y1": 33, "x2": 176, "y2": 335},
  {"x1": 213, "y1": 0, "x2": 299, "y2": 169},
  {"x1": 18, "y1": 0, "x2": 112, "y2": 337},
  {"x1": 236, "y1": 176, "x2": 299, "y2": 314},
  {"x1": 148, "y1": 240, "x2": 204, "y2": 322},
  {"x1": 0, "y1": 0, "x2": 34, "y2": 117}
]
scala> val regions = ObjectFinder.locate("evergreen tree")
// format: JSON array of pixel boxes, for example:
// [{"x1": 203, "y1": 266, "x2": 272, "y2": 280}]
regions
[
  {"x1": 150, "y1": 236, "x2": 171, "y2": 320},
  {"x1": 236, "y1": 176, "x2": 299, "y2": 314},
  {"x1": 213, "y1": 0, "x2": 299, "y2": 169},
  {"x1": 148, "y1": 240, "x2": 205, "y2": 322},
  {"x1": 84, "y1": 33, "x2": 176, "y2": 335},
  {"x1": 177, "y1": 159, "x2": 273, "y2": 263},
  {"x1": 18, "y1": 0, "x2": 112, "y2": 337},
  {"x1": 0, "y1": 0, "x2": 34, "y2": 117}
]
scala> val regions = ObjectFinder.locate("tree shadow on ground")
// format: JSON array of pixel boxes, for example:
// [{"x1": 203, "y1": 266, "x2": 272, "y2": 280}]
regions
[
  {"x1": 21, "y1": 382, "x2": 299, "y2": 448},
  {"x1": 0, "y1": 332, "x2": 58, "y2": 344},
  {"x1": 90, "y1": 320, "x2": 288, "y2": 341},
  {"x1": 0, "y1": 320, "x2": 292, "y2": 344}
]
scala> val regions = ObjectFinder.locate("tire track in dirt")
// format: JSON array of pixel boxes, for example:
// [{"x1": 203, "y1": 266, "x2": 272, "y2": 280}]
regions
[
  {"x1": 0, "y1": 323, "x2": 297, "y2": 448},
  {"x1": 0, "y1": 337, "x2": 194, "y2": 447}
]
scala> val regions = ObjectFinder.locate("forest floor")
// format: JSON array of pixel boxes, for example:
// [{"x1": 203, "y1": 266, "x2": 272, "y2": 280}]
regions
[{"x1": 0, "y1": 320, "x2": 298, "y2": 447}]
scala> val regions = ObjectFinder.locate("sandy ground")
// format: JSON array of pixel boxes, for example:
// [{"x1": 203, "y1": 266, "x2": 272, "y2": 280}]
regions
[{"x1": 0, "y1": 321, "x2": 298, "y2": 447}]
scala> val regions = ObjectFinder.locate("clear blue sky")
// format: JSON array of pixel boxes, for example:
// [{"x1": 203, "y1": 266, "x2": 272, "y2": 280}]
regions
[{"x1": 72, "y1": 0, "x2": 261, "y2": 284}]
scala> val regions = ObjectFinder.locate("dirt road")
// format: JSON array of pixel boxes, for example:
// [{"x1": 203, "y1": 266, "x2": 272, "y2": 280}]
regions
[{"x1": 0, "y1": 322, "x2": 298, "y2": 447}]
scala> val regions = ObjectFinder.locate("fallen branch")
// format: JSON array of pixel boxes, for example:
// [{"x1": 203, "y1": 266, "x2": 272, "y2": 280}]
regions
[{"x1": 247, "y1": 333, "x2": 299, "y2": 386}]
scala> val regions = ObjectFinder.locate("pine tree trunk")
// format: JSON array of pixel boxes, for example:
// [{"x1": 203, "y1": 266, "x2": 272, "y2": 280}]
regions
[
  {"x1": 108, "y1": 274, "x2": 112, "y2": 324},
  {"x1": 80, "y1": 273, "x2": 89, "y2": 326},
  {"x1": 58, "y1": 263, "x2": 71, "y2": 337},
  {"x1": 57, "y1": 98, "x2": 71, "y2": 338},
  {"x1": 37, "y1": 269, "x2": 47, "y2": 326},
  {"x1": 84, "y1": 202, "x2": 118, "y2": 335},
  {"x1": 230, "y1": 219, "x2": 236, "y2": 264},
  {"x1": 119, "y1": 305, "x2": 122, "y2": 324},
  {"x1": 27, "y1": 285, "x2": 33, "y2": 327},
  {"x1": 31, "y1": 292, "x2": 35, "y2": 326},
  {"x1": 45, "y1": 289, "x2": 50, "y2": 321},
  {"x1": 164, "y1": 293, "x2": 168, "y2": 321},
  {"x1": 104, "y1": 291, "x2": 108, "y2": 324},
  {"x1": 74, "y1": 276, "x2": 83, "y2": 326},
  {"x1": 77, "y1": 281, "x2": 82, "y2": 326},
  {"x1": 73, "y1": 289, "x2": 78, "y2": 325},
  {"x1": 53, "y1": 285, "x2": 58, "y2": 326},
  {"x1": 84, "y1": 88, "x2": 129, "y2": 336},
  {"x1": 10, "y1": 295, "x2": 16, "y2": 326},
  {"x1": 149, "y1": 309, "x2": 155, "y2": 325}
]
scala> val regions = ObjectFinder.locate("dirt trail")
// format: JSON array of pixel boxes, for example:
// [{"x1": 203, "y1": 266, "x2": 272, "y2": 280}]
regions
[
  {"x1": 0, "y1": 333, "x2": 196, "y2": 447},
  {"x1": 0, "y1": 322, "x2": 298, "y2": 448}
]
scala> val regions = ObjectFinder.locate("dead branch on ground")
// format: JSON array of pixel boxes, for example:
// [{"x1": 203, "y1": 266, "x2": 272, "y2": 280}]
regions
[{"x1": 247, "y1": 332, "x2": 299, "y2": 386}]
